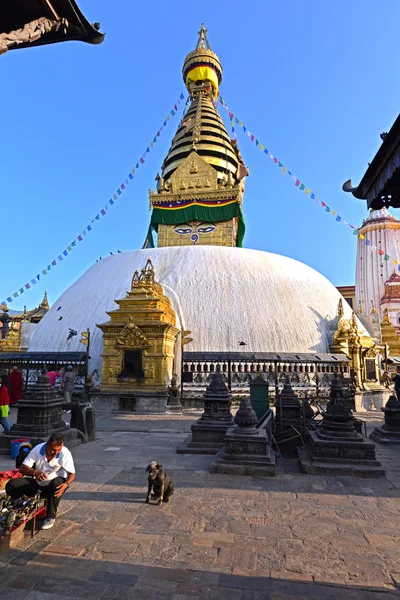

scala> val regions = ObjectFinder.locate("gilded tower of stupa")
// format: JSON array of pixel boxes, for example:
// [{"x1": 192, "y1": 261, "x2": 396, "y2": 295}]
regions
[{"x1": 147, "y1": 25, "x2": 249, "y2": 248}]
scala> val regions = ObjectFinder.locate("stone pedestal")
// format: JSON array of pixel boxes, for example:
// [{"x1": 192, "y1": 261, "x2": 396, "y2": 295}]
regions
[
  {"x1": 1, "y1": 375, "x2": 81, "y2": 450},
  {"x1": 299, "y1": 373, "x2": 385, "y2": 477},
  {"x1": 90, "y1": 389, "x2": 168, "y2": 414},
  {"x1": 178, "y1": 373, "x2": 233, "y2": 454},
  {"x1": 166, "y1": 375, "x2": 182, "y2": 414},
  {"x1": 274, "y1": 378, "x2": 304, "y2": 434},
  {"x1": 370, "y1": 395, "x2": 400, "y2": 444},
  {"x1": 210, "y1": 395, "x2": 276, "y2": 476},
  {"x1": 354, "y1": 389, "x2": 391, "y2": 412}
]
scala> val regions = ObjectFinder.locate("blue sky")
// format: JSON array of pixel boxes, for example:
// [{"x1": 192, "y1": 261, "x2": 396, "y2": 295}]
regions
[{"x1": 1, "y1": 0, "x2": 399, "y2": 310}]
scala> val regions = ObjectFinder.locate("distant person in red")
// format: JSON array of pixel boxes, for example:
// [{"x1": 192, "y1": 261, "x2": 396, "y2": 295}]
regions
[
  {"x1": 9, "y1": 366, "x2": 23, "y2": 405},
  {"x1": 0, "y1": 374, "x2": 11, "y2": 433},
  {"x1": 46, "y1": 366, "x2": 61, "y2": 388}
]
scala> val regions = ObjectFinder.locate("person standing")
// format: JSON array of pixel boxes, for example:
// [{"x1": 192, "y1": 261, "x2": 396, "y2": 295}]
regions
[
  {"x1": 392, "y1": 366, "x2": 400, "y2": 400},
  {"x1": 6, "y1": 433, "x2": 75, "y2": 530},
  {"x1": 9, "y1": 366, "x2": 23, "y2": 405},
  {"x1": 59, "y1": 365, "x2": 76, "y2": 402},
  {"x1": 46, "y1": 366, "x2": 61, "y2": 388},
  {"x1": 0, "y1": 374, "x2": 11, "y2": 433}
]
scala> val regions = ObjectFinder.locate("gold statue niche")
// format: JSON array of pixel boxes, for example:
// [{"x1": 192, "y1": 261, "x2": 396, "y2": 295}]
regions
[
  {"x1": 97, "y1": 259, "x2": 180, "y2": 395},
  {"x1": 331, "y1": 299, "x2": 385, "y2": 389},
  {"x1": 380, "y1": 307, "x2": 400, "y2": 356}
]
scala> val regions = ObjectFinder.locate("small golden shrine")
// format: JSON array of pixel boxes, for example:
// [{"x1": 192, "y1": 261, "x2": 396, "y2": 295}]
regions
[
  {"x1": 97, "y1": 259, "x2": 180, "y2": 401},
  {"x1": 380, "y1": 307, "x2": 400, "y2": 356},
  {"x1": 331, "y1": 299, "x2": 384, "y2": 388}
]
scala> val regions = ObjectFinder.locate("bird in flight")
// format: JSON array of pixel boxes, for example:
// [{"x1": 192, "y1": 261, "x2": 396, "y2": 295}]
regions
[
  {"x1": 67, "y1": 328, "x2": 78, "y2": 340},
  {"x1": 238, "y1": 341, "x2": 247, "y2": 346}
]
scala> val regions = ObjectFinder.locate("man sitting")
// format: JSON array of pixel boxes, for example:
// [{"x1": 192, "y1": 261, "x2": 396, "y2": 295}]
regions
[{"x1": 5, "y1": 433, "x2": 75, "y2": 530}]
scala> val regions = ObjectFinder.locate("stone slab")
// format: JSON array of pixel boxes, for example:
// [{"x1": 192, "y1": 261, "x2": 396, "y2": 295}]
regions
[
  {"x1": 369, "y1": 427, "x2": 400, "y2": 444},
  {"x1": 298, "y1": 447, "x2": 386, "y2": 477}
]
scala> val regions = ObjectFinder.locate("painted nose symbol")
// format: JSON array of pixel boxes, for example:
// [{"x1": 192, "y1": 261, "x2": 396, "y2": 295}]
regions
[{"x1": 190, "y1": 233, "x2": 199, "y2": 244}]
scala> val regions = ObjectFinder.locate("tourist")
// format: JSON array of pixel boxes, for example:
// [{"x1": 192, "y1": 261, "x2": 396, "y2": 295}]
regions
[
  {"x1": 0, "y1": 374, "x2": 11, "y2": 433},
  {"x1": 392, "y1": 366, "x2": 400, "y2": 400},
  {"x1": 5, "y1": 433, "x2": 75, "y2": 530},
  {"x1": 46, "y1": 366, "x2": 61, "y2": 388},
  {"x1": 59, "y1": 365, "x2": 76, "y2": 402},
  {"x1": 9, "y1": 366, "x2": 23, "y2": 405}
]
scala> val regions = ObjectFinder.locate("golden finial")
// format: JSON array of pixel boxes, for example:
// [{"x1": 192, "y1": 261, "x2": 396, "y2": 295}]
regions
[
  {"x1": 350, "y1": 311, "x2": 358, "y2": 332},
  {"x1": 197, "y1": 23, "x2": 210, "y2": 49},
  {"x1": 371, "y1": 299, "x2": 377, "y2": 314},
  {"x1": 40, "y1": 291, "x2": 49, "y2": 309},
  {"x1": 0, "y1": 302, "x2": 8, "y2": 313},
  {"x1": 131, "y1": 270, "x2": 140, "y2": 289},
  {"x1": 338, "y1": 298, "x2": 344, "y2": 317},
  {"x1": 357, "y1": 300, "x2": 363, "y2": 315},
  {"x1": 383, "y1": 307, "x2": 390, "y2": 324}
]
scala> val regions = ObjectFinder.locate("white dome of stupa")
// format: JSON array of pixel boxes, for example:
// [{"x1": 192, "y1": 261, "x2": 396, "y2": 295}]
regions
[{"x1": 28, "y1": 246, "x2": 362, "y2": 376}]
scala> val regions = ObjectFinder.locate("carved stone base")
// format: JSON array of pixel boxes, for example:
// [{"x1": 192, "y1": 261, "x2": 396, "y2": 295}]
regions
[
  {"x1": 369, "y1": 427, "x2": 400, "y2": 444},
  {"x1": 299, "y1": 430, "x2": 385, "y2": 477},
  {"x1": 209, "y1": 427, "x2": 276, "y2": 476},
  {"x1": 90, "y1": 389, "x2": 168, "y2": 414},
  {"x1": 355, "y1": 390, "x2": 391, "y2": 412},
  {"x1": 177, "y1": 422, "x2": 231, "y2": 454}
]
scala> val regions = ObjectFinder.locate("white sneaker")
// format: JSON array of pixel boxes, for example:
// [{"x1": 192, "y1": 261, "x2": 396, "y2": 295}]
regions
[{"x1": 41, "y1": 518, "x2": 56, "y2": 530}]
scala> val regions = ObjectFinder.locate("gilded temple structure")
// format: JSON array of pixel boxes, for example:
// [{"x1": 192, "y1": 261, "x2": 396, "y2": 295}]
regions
[
  {"x1": 95, "y1": 259, "x2": 179, "y2": 412},
  {"x1": 146, "y1": 25, "x2": 248, "y2": 249},
  {"x1": 0, "y1": 292, "x2": 50, "y2": 353}
]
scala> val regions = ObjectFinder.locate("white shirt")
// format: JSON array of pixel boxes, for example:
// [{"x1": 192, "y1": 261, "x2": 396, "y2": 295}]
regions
[{"x1": 23, "y1": 442, "x2": 75, "y2": 487}]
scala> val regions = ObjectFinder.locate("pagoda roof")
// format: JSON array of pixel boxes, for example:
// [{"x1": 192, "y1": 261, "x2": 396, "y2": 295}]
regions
[
  {"x1": 343, "y1": 113, "x2": 400, "y2": 210},
  {"x1": 1, "y1": 0, "x2": 104, "y2": 50}
]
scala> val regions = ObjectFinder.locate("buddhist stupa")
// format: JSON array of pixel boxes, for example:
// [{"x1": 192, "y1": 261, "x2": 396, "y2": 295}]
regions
[{"x1": 29, "y1": 26, "x2": 363, "y2": 377}]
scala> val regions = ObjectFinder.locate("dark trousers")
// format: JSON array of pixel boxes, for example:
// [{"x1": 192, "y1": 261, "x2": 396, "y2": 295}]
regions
[{"x1": 5, "y1": 477, "x2": 66, "y2": 519}]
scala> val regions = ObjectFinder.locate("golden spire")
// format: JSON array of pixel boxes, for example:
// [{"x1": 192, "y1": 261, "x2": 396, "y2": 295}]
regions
[
  {"x1": 338, "y1": 298, "x2": 344, "y2": 317},
  {"x1": 196, "y1": 23, "x2": 210, "y2": 49},
  {"x1": 40, "y1": 291, "x2": 49, "y2": 309},
  {"x1": 383, "y1": 307, "x2": 390, "y2": 323},
  {"x1": 371, "y1": 299, "x2": 377, "y2": 314},
  {"x1": 357, "y1": 300, "x2": 363, "y2": 315}
]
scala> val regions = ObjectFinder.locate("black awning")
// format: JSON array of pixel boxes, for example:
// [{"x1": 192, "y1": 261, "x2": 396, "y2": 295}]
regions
[
  {"x1": 0, "y1": 352, "x2": 87, "y2": 364},
  {"x1": 1, "y1": 0, "x2": 105, "y2": 48},
  {"x1": 183, "y1": 352, "x2": 350, "y2": 363}
]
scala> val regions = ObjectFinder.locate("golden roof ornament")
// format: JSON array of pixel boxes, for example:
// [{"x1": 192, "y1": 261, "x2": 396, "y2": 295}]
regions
[
  {"x1": 370, "y1": 299, "x2": 377, "y2": 314},
  {"x1": 337, "y1": 298, "x2": 344, "y2": 317},
  {"x1": 350, "y1": 311, "x2": 358, "y2": 333},
  {"x1": 383, "y1": 307, "x2": 390, "y2": 323},
  {"x1": 40, "y1": 291, "x2": 49, "y2": 309},
  {"x1": 182, "y1": 24, "x2": 223, "y2": 98},
  {"x1": 357, "y1": 300, "x2": 363, "y2": 315}
]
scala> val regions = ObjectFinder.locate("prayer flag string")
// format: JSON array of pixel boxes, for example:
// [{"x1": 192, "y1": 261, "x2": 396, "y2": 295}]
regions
[
  {"x1": 2, "y1": 94, "x2": 186, "y2": 305},
  {"x1": 218, "y1": 95, "x2": 400, "y2": 273}
]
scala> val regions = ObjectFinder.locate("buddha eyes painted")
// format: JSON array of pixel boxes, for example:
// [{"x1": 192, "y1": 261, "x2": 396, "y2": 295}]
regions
[
  {"x1": 173, "y1": 226, "x2": 193, "y2": 235},
  {"x1": 197, "y1": 224, "x2": 216, "y2": 234}
]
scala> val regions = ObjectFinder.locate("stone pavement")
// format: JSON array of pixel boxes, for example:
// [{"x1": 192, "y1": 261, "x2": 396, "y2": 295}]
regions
[{"x1": 0, "y1": 410, "x2": 400, "y2": 599}]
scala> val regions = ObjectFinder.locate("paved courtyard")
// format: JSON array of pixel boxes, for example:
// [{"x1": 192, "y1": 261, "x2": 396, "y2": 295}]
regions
[{"x1": 0, "y1": 410, "x2": 400, "y2": 599}]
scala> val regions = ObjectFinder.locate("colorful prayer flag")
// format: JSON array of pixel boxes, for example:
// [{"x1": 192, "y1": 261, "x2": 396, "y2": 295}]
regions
[
  {"x1": 52, "y1": 260, "x2": 56, "y2": 266},
  {"x1": 95, "y1": 215, "x2": 100, "y2": 221},
  {"x1": 25, "y1": 283, "x2": 30, "y2": 289},
  {"x1": 129, "y1": 173, "x2": 133, "y2": 180},
  {"x1": 121, "y1": 183, "x2": 125, "y2": 190},
  {"x1": 331, "y1": 211, "x2": 336, "y2": 215},
  {"x1": 336, "y1": 216, "x2": 341, "y2": 222},
  {"x1": 353, "y1": 230, "x2": 358, "y2": 235},
  {"x1": 42, "y1": 270, "x2": 47, "y2": 276},
  {"x1": 359, "y1": 234, "x2": 365, "y2": 239},
  {"x1": 58, "y1": 255, "x2": 63, "y2": 261},
  {"x1": 78, "y1": 235, "x2": 83, "y2": 241},
  {"x1": 180, "y1": 93, "x2": 184, "y2": 100},
  {"x1": 311, "y1": 193, "x2": 315, "y2": 199},
  {"x1": 100, "y1": 209, "x2": 106, "y2": 216},
  {"x1": 109, "y1": 200, "x2": 114, "y2": 206},
  {"x1": 305, "y1": 188, "x2": 310, "y2": 195},
  {"x1": 87, "y1": 225, "x2": 92, "y2": 232},
  {"x1": 7, "y1": 297, "x2": 12, "y2": 303},
  {"x1": 295, "y1": 180, "x2": 300, "y2": 187},
  {"x1": 113, "y1": 194, "x2": 117, "y2": 200},
  {"x1": 31, "y1": 279, "x2": 37, "y2": 285},
  {"x1": 326, "y1": 207, "x2": 330, "y2": 212},
  {"x1": 282, "y1": 167, "x2": 287, "y2": 174},
  {"x1": 19, "y1": 288, "x2": 24, "y2": 294},
  {"x1": 384, "y1": 254, "x2": 390, "y2": 261},
  {"x1": 299, "y1": 183, "x2": 305, "y2": 191},
  {"x1": 117, "y1": 189, "x2": 122, "y2": 195},
  {"x1": 140, "y1": 158, "x2": 145, "y2": 165},
  {"x1": 378, "y1": 249, "x2": 384, "y2": 255},
  {"x1": 13, "y1": 292, "x2": 18, "y2": 298}
]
